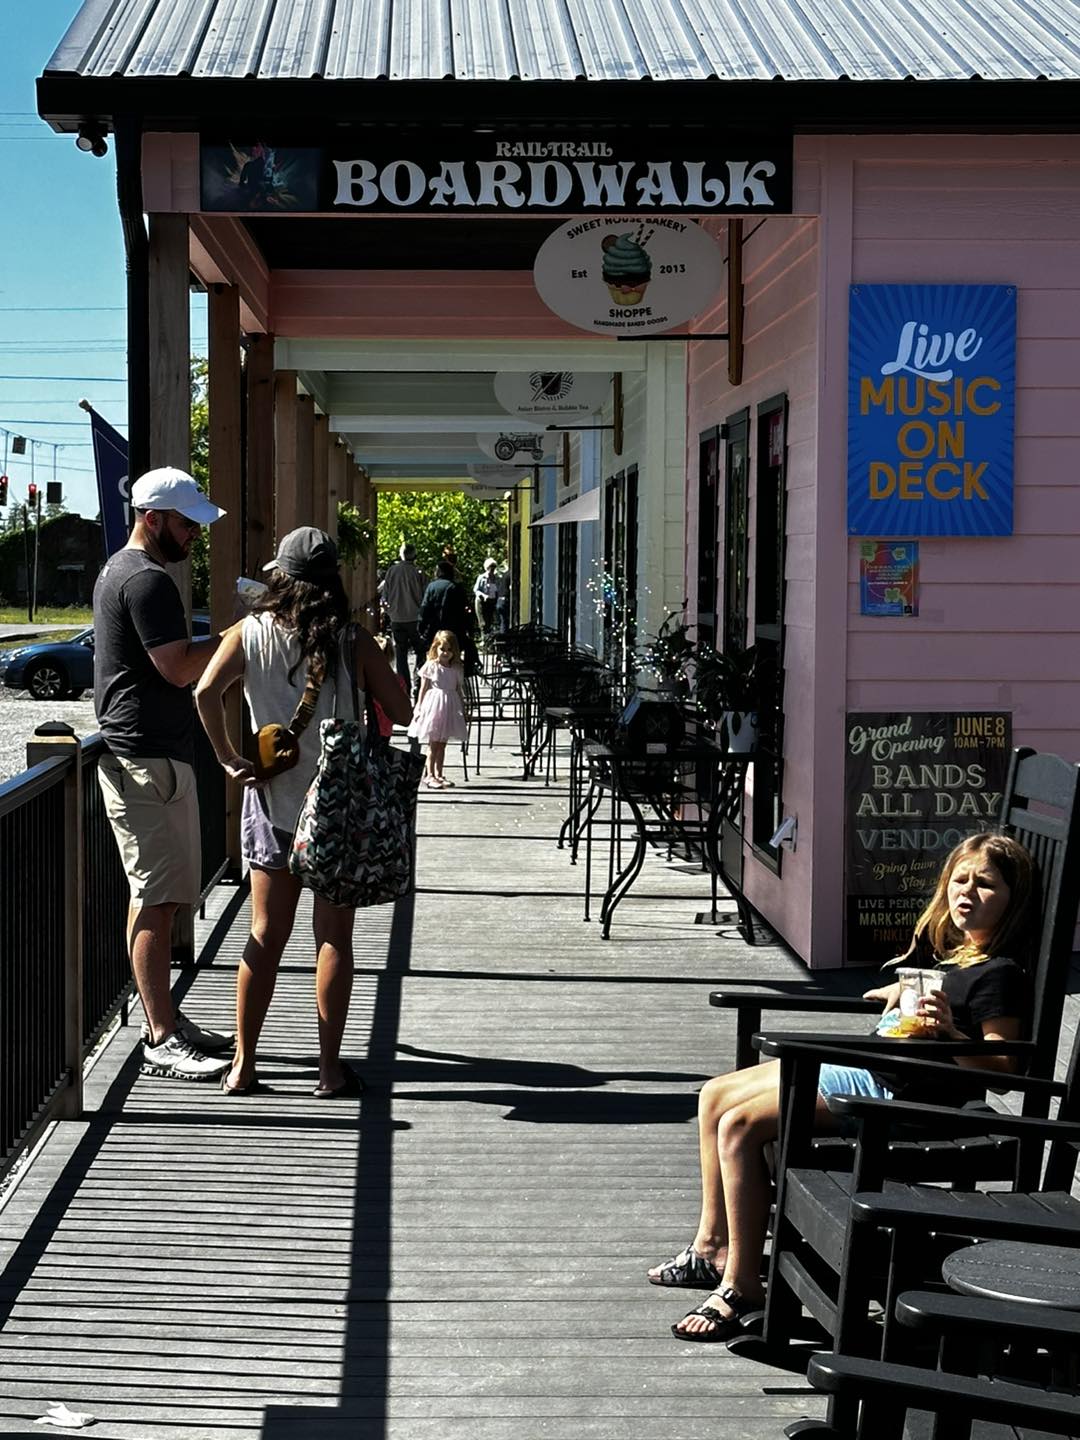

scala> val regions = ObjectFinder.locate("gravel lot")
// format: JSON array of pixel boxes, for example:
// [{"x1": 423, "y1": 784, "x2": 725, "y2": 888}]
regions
[{"x1": 0, "y1": 688, "x2": 99, "y2": 784}]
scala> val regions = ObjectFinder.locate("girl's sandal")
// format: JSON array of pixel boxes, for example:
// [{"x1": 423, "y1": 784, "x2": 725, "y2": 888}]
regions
[
  {"x1": 671, "y1": 1286, "x2": 757, "y2": 1343},
  {"x1": 648, "y1": 1245, "x2": 723, "y2": 1290}
]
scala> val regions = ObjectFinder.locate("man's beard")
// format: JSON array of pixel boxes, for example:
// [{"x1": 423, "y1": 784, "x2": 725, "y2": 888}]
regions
[{"x1": 157, "y1": 528, "x2": 190, "y2": 564}]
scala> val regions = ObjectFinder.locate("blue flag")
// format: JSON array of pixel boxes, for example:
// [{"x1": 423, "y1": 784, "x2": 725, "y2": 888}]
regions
[{"x1": 84, "y1": 404, "x2": 129, "y2": 557}]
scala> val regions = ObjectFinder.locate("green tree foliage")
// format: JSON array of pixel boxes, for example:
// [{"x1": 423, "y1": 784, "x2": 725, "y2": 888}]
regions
[
  {"x1": 377, "y1": 491, "x2": 506, "y2": 585},
  {"x1": 189, "y1": 356, "x2": 210, "y2": 608}
]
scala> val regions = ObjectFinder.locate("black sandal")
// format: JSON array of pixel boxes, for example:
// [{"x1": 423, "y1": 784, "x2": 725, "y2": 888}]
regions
[
  {"x1": 671, "y1": 1286, "x2": 757, "y2": 1343},
  {"x1": 313, "y1": 1061, "x2": 365, "y2": 1099},
  {"x1": 648, "y1": 1245, "x2": 723, "y2": 1289}
]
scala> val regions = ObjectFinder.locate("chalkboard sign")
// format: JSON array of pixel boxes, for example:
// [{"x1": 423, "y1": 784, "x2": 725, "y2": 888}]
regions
[{"x1": 844, "y1": 711, "x2": 1012, "y2": 967}]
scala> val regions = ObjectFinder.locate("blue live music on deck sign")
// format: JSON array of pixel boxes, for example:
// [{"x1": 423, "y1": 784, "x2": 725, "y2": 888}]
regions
[{"x1": 848, "y1": 284, "x2": 1016, "y2": 537}]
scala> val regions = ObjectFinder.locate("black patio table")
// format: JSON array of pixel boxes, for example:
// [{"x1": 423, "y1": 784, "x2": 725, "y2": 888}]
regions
[
  {"x1": 578, "y1": 737, "x2": 756, "y2": 939},
  {"x1": 943, "y1": 1240, "x2": 1080, "y2": 1310},
  {"x1": 942, "y1": 1240, "x2": 1080, "y2": 1386}
]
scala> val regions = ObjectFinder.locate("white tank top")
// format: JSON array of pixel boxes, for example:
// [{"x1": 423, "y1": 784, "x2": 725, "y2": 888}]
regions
[{"x1": 241, "y1": 613, "x2": 365, "y2": 834}]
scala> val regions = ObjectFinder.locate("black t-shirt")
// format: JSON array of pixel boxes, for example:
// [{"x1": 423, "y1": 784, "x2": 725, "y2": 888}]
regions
[
  {"x1": 874, "y1": 954, "x2": 1028, "y2": 1100},
  {"x1": 939, "y1": 955, "x2": 1028, "y2": 1039},
  {"x1": 92, "y1": 547, "x2": 193, "y2": 763}
]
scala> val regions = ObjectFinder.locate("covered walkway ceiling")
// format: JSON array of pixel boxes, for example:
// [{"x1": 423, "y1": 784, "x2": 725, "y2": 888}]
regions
[{"x1": 284, "y1": 338, "x2": 636, "y2": 489}]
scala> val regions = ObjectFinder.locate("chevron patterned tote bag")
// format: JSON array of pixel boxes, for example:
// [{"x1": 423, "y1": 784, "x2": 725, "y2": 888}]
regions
[{"x1": 289, "y1": 635, "x2": 424, "y2": 908}]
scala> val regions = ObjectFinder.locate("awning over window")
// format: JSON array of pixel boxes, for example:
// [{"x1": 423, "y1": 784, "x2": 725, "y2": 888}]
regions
[{"x1": 530, "y1": 489, "x2": 601, "y2": 528}]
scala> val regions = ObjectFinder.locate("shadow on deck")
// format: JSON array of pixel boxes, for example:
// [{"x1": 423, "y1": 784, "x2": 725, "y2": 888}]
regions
[{"x1": 0, "y1": 723, "x2": 864, "y2": 1440}]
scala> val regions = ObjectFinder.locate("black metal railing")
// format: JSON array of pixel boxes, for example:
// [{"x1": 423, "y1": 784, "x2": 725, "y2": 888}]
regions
[
  {"x1": 0, "y1": 727, "x2": 228, "y2": 1181},
  {"x1": 81, "y1": 736, "x2": 135, "y2": 1051},
  {"x1": 0, "y1": 757, "x2": 68, "y2": 1174},
  {"x1": 193, "y1": 720, "x2": 230, "y2": 899}
]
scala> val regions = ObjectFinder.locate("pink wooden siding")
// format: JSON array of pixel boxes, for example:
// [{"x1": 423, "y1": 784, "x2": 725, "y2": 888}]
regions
[
  {"x1": 688, "y1": 134, "x2": 1080, "y2": 967},
  {"x1": 685, "y1": 214, "x2": 821, "y2": 961}
]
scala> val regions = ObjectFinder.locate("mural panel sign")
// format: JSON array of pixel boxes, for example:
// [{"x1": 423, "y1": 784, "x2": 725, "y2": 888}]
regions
[
  {"x1": 844, "y1": 710, "x2": 1012, "y2": 967},
  {"x1": 847, "y1": 285, "x2": 1015, "y2": 537}
]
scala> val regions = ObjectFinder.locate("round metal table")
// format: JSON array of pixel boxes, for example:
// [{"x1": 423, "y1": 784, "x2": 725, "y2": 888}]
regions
[{"x1": 944, "y1": 1240, "x2": 1080, "y2": 1309}]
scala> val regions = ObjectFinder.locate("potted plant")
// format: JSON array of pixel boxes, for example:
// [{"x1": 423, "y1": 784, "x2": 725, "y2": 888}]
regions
[
  {"x1": 637, "y1": 602, "x2": 694, "y2": 698},
  {"x1": 692, "y1": 641, "x2": 759, "y2": 752}
]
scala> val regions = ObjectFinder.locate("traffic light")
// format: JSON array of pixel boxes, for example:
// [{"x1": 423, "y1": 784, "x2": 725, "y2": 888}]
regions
[
  {"x1": 27, "y1": 482, "x2": 38, "y2": 510},
  {"x1": 0, "y1": 475, "x2": 7, "y2": 506}
]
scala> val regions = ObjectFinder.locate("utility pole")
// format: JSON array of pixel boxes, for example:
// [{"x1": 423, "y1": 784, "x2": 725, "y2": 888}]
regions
[{"x1": 22, "y1": 501, "x2": 31, "y2": 623}]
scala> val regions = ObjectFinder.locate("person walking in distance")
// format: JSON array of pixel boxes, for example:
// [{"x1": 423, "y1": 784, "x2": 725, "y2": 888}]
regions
[
  {"x1": 378, "y1": 543, "x2": 426, "y2": 700},
  {"x1": 407, "y1": 629, "x2": 468, "y2": 789},
  {"x1": 473, "y1": 558, "x2": 499, "y2": 635},
  {"x1": 93, "y1": 468, "x2": 235, "y2": 1082}
]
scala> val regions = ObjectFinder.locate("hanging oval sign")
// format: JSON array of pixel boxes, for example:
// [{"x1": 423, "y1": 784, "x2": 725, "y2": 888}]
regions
[
  {"x1": 468, "y1": 463, "x2": 522, "y2": 493},
  {"x1": 533, "y1": 215, "x2": 723, "y2": 336},
  {"x1": 493, "y1": 369, "x2": 608, "y2": 422},
  {"x1": 476, "y1": 431, "x2": 557, "y2": 463}
]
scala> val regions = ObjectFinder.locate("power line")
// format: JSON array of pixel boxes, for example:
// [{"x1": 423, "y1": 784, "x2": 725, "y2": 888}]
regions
[
  {"x1": 0, "y1": 419, "x2": 126, "y2": 429},
  {"x1": 0, "y1": 375, "x2": 127, "y2": 384}
]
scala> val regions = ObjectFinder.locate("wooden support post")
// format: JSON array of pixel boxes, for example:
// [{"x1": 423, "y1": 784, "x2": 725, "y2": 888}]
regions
[
  {"x1": 274, "y1": 371, "x2": 299, "y2": 542},
  {"x1": 727, "y1": 219, "x2": 745, "y2": 386},
  {"x1": 312, "y1": 413, "x2": 329, "y2": 537},
  {"x1": 327, "y1": 438, "x2": 345, "y2": 540},
  {"x1": 148, "y1": 212, "x2": 195, "y2": 966},
  {"x1": 208, "y1": 284, "x2": 243, "y2": 870},
  {"x1": 295, "y1": 393, "x2": 315, "y2": 529},
  {"x1": 148, "y1": 213, "x2": 192, "y2": 609},
  {"x1": 244, "y1": 333, "x2": 275, "y2": 574},
  {"x1": 26, "y1": 725, "x2": 84, "y2": 1120}
]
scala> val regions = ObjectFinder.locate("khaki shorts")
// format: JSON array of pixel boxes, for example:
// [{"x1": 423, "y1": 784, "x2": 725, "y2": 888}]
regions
[{"x1": 98, "y1": 755, "x2": 201, "y2": 908}]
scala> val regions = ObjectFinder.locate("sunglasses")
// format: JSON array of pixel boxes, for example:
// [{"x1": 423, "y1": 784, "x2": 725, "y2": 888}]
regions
[{"x1": 164, "y1": 510, "x2": 201, "y2": 534}]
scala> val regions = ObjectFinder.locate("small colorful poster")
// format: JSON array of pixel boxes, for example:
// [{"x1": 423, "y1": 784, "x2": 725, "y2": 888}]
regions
[
  {"x1": 859, "y1": 541, "x2": 919, "y2": 617},
  {"x1": 533, "y1": 215, "x2": 723, "y2": 336},
  {"x1": 847, "y1": 284, "x2": 1015, "y2": 537},
  {"x1": 844, "y1": 711, "x2": 1012, "y2": 967}
]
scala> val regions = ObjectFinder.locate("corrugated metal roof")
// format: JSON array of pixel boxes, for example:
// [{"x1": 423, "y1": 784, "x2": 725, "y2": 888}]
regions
[{"x1": 44, "y1": 0, "x2": 1080, "y2": 83}]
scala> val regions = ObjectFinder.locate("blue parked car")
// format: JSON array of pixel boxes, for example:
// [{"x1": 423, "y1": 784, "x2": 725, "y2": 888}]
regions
[{"x1": 0, "y1": 616, "x2": 210, "y2": 701}]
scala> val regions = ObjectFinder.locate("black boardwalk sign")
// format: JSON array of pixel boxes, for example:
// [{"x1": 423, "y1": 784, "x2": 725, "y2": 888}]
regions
[{"x1": 844, "y1": 711, "x2": 1012, "y2": 968}]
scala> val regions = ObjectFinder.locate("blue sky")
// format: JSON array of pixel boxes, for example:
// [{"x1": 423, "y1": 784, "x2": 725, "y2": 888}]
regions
[{"x1": 0, "y1": 3, "x2": 206, "y2": 518}]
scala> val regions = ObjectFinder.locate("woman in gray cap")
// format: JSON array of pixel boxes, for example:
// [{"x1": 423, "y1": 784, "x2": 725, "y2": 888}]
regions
[{"x1": 196, "y1": 527, "x2": 411, "y2": 1097}]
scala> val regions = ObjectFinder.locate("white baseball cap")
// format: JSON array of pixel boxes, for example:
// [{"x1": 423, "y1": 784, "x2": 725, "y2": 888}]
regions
[{"x1": 130, "y1": 467, "x2": 225, "y2": 524}]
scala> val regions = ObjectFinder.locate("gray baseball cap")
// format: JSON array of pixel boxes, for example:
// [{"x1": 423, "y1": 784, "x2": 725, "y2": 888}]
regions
[{"x1": 263, "y1": 526, "x2": 339, "y2": 581}]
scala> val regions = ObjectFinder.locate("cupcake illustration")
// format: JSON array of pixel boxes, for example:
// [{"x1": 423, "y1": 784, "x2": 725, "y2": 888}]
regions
[{"x1": 601, "y1": 227, "x2": 653, "y2": 306}]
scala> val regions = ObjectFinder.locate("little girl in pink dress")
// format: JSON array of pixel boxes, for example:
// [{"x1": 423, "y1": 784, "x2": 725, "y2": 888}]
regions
[{"x1": 407, "y1": 629, "x2": 468, "y2": 788}]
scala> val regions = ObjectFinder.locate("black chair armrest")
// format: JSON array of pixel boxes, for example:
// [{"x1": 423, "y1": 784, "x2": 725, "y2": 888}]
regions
[
  {"x1": 835, "y1": 1093, "x2": 1080, "y2": 1138},
  {"x1": 709, "y1": 991, "x2": 881, "y2": 1013},
  {"x1": 709, "y1": 990, "x2": 881, "y2": 1070},
  {"x1": 807, "y1": 1354, "x2": 1080, "y2": 1428},
  {"x1": 755, "y1": 1033, "x2": 1044, "y2": 1089},
  {"x1": 896, "y1": 1290, "x2": 1080, "y2": 1345}
]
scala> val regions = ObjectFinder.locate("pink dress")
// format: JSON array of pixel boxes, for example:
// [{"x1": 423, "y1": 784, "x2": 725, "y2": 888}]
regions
[{"x1": 407, "y1": 660, "x2": 467, "y2": 744}]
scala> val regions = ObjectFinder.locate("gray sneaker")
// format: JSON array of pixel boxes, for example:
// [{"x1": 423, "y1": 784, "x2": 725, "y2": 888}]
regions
[
  {"x1": 141, "y1": 1032, "x2": 232, "y2": 1082},
  {"x1": 141, "y1": 1009, "x2": 235, "y2": 1054}
]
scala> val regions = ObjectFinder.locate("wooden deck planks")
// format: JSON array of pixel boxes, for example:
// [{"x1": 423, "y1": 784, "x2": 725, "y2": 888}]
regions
[{"x1": 0, "y1": 709, "x2": 1005, "y2": 1439}]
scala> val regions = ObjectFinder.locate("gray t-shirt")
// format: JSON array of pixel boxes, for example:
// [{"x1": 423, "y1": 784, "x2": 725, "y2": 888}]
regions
[{"x1": 92, "y1": 547, "x2": 193, "y2": 763}]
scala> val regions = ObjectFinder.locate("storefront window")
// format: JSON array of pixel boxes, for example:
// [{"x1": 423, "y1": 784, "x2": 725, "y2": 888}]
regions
[{"x1": 751, "y1": 396, "x2": 788, "y2": 866}]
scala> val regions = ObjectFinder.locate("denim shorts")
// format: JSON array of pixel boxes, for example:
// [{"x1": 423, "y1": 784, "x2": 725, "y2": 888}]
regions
[{"x1": 818, "y1": 1063, "x2": 894, "y2": 1135}]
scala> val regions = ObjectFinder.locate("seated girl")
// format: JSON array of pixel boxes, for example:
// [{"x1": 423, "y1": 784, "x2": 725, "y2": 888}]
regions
[{"x1": 648, "y1": 831, "x2": 1034, "y2": 1342}]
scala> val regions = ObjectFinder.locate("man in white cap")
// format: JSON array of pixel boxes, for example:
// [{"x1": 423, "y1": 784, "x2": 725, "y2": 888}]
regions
[{"x1": 93, "y1": 467, "x2": 235, "y2": 1082}]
